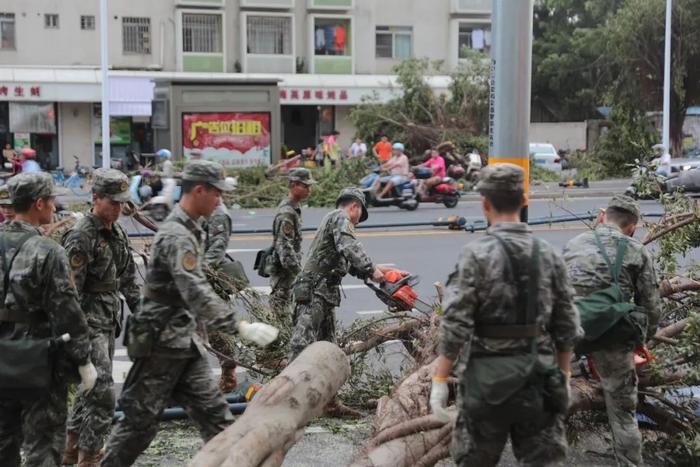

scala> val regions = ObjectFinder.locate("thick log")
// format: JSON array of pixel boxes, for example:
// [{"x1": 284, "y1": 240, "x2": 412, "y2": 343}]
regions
[
  {"x1": 190, "y1": 341, "x2": 351, "y2": 467},
  {"x1": 373, "y1": 360, "x2": 438, "y2": 433}
]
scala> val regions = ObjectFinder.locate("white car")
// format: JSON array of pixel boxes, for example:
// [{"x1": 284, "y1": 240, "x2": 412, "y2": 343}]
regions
[{"x1": 529, "y1": 143, "x2": 562, "y2": 174}]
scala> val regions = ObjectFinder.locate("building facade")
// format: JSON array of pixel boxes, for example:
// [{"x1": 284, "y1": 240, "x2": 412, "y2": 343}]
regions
[{"x1": 0, "y1": 0, "x2": 491, "y2": 167}]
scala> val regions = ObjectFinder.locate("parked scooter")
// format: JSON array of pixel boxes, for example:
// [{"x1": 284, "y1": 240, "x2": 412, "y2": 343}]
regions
[
  {"x1": 413, "y1": 167, "x2": 461, "y2": 208},
  {"x1": 466, "y1": 150, "x2": 483, "y2": 182},
  {"x1": 359, "y1": 166, "x2": 419, "y2": 211}
]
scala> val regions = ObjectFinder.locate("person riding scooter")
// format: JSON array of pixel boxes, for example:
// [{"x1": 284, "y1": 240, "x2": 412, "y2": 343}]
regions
[
  {"x1": 375, "y1": 142, "x2": 410, "y2": 199},
  {"x1": 416, "y1": 148, "x2": 446, "y2": 195},
  {"x1": 157, "y1": 148, "x2": 175, "y2": 177}
]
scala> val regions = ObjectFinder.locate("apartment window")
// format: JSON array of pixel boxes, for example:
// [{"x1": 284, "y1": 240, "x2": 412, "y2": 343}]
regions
[
  {"x1": 375, "y1": 26, "x2": 412, "y2": 59},
  {"x1": 122, "y1": 17, "x2": 151, "y2": 54},
  {"x1": 314, "y1": 17, "x2": 350, "y2": 56},
  {"x1": 247, "y1": 16, "x2": 291, "y2": 55},
  {"x1": 0, "y1": 13, "x2": 14, "y2": 50},
  {"x1": 45, "y1": 14, "x2": 59, "y2": 29},
  {"x1": 183, "y1": 13, "x2": 222, "y2": 53},
  {"x1": 81, "y1": 15, "x2": 95, "y2": 30},
  {"x1": 458, "y1": 24, "x2": 490, "y2": 58}
]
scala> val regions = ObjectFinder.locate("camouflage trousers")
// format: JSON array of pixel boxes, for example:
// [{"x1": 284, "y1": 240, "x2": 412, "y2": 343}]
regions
[
  {"x1": 66, "y1": 327, "x2": 116, "y2": 452},
  {"x1": 590, "y1": 347, "x2": 641, "y2": 466},
  {"x1": 269, "y1": 272, "x2": 296, "y2": 313},
  {"x1": 452, "y1": 387, "x2": 567, "y2": 466},
  {"x1": 101, "y1": 351, "x2": 233, "y2": 467},
  {"x1": 0, "y1": 380, "x2": 69, "y2": 467},
  {"x1": 287, "y1": 294, "x2": 335, "y2": 362}
]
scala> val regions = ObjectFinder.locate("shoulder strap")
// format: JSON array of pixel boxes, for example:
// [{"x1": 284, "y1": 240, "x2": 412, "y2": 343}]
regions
[
  {"x1": 593, "y1": 230, "x2": 628, "y2": 283},
  {"x1": 1, "y1": 230, "x2": 39, "y2": 303}
]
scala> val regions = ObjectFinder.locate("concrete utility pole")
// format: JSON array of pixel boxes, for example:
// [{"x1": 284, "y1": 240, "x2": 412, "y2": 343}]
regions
[
  {"x1": 100, "y1": 0, "x2": 110, "y2": 169},
  {"x1": 488, "y1": 0, "x2": 534, "y2": 221},
  {"x1": 662, "y1": 0, "x2": 672, "y2": 156}
]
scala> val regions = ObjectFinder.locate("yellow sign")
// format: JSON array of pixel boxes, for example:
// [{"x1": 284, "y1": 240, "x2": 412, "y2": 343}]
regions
[{"x1": 189, "y1": 120, "x2": 263, "y2": 142}]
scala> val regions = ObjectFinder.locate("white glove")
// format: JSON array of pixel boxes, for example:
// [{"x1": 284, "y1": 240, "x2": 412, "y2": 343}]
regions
[
  {"x1": 78, "y1": 362, "x2": 98, "y2": 393},
  {"x1": 429, "y1": 377, "x2": 450, "y2": 423},
  {"x1": 237, "y1": 321, "x2": 279, "y2": 347}
]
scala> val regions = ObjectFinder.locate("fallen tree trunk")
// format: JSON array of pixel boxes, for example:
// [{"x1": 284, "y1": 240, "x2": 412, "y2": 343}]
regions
[{"x1": 190, "y1": 341, "x2": 351, "y2": 467}]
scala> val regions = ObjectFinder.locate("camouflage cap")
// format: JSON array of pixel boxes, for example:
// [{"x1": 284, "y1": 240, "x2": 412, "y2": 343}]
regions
[
  {"x1": 0, "y1": 185, "x2": 12, "y2": 206},
  {"x1": 608, "y1": 194, "x2": 640, "y2": 219},
  {"x1": 288, "y1": 168, "x2": 317, "y2": 186},
  {"x1": 336, "y1": 187, "x2": 368, "y2": 223},
  {"x1": 182, "y1": 160, "x2": 233, "y2": 192},
  {"x1": 8, "y1": 172, "x2": 59, "y2": 202},
  {"x1": 475, "y1": 163, "x2": 525, "y2": 193},
  {"x1": 92, "y1": 168, "x2": 131, "y2": 202}
]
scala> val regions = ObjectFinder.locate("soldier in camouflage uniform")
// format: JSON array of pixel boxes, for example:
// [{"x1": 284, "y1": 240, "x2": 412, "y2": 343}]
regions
[
  {"x1": 564, "y1": 195, "x2": 660, "y2": 466},
  {"x1": 269, "y1": 168, "x2": 315, "y2": 312},
  {"x1": 0, "y1": 172, "x2": 97, "y2": 467},
  {"x1": 288, "y1": 187, "x2": 388, "y2": 416},
  {"x1": 430, "y1": 164, "x2": 582, "y2": 466},
  {"x1": 101, "y1": 160, "x2": 278, "y2": 467},
  {"x1": 0, "y1": 185, "x2": 15, "y2": 223},
  {"x1": 60, "y1": 169, "x2": 141, "y2": 467}
]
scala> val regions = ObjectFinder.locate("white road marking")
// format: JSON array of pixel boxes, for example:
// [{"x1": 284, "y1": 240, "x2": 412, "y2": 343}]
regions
[
  {"x1": 226, "y1": 248, "x2": 260, "y2": 254},
  {"x1": 114, "y1": 348, "x2": 128, "y2": 358},
  {"x1": 356, "y1": 310, "x2": 387, "y2": 315}
]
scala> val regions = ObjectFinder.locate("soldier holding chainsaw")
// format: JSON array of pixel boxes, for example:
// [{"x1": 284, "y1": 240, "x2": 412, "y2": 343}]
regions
[
  {"x1": 430, "y1": 164, "x2": 581, "y2": 466},
  {"x1": 288, "y1": 187, "x2": 392, "y2": 415},
  {"x1": 564, "y1": 195, "x2": 660, "y2": 466}
]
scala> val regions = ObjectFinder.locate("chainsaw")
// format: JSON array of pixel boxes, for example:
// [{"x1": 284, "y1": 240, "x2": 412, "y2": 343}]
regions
[{"x1": 365, "y1": 269, "x2": 433, "y2": 313}]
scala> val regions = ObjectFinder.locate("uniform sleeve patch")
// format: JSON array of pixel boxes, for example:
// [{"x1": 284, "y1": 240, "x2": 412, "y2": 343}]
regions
[
  {"x1": 70, "y1": 254, "x2": 86, "y2": 269},
  {"x1": 182, "y1": 251, "x2": 197, "y2": 271},
  {"x1": 282, "y1": 222, "x2": 294, "y2": 236}
]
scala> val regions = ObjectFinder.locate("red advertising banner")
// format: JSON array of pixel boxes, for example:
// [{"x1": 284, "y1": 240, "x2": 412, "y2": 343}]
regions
[{"x1": 182, "y1": 112, "x2": 271, "y2": 167}]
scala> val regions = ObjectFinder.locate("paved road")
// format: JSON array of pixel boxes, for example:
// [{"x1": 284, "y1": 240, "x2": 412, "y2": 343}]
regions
[{"x1": 110, "y1": 194, "x2": 667, "y2": 391}]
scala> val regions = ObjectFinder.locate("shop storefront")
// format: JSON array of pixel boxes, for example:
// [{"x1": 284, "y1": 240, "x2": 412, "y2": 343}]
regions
[
  {"x1": 0, "y1": 83, "x2": 63, "y2": 170},
  {"x1": 278, "y1": 74, "x2": 451, "y2": 153}
]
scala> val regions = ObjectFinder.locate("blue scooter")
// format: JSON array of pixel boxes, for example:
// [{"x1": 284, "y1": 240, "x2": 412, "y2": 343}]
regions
[{"x1": 359, "y1": 166, "x2": 419, "y2": 211}]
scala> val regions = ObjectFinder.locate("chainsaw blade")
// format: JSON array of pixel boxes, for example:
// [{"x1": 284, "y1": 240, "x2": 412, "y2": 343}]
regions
[{"x1": 412, "y1": 297, "x2": 434, "y2": 314}]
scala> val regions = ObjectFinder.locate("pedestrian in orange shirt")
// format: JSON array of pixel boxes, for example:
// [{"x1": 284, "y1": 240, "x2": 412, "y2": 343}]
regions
[{"x1": 373, "y1": 136, "x2": 392, "y2": 162}]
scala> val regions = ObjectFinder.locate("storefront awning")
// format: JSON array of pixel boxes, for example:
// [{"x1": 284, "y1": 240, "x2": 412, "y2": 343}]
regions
[{"x1": 109, "y1": 77, "x2": 154, "y2": 117}]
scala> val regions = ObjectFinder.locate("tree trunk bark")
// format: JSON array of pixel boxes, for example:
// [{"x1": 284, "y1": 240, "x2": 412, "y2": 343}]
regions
[{"x1": 190, "y1": 341, "x2": 351, "y2": 467}]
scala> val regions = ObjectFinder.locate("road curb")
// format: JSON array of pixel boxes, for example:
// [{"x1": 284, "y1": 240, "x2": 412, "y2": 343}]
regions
[{"x1": 460, "y1": 189, "x2": 619, "y2": 201}]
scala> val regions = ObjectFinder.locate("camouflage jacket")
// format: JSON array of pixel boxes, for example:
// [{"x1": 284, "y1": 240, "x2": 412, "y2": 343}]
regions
[
  {"x1": 563, "y1": 223, "x2": 660, "y2": 338},
  {"x1": 138, "y1": 205, "x2": 237, "y2": 354},
  {"x1": 62, "y1": 212, "x2": 140, "y2": 332},
  {"x1": 0, "y1": 221, "x2": 91, "y2": 366},
  {"x1": 204, "y1": 202, "x2": 232, "y2": 267},
  {"x1": 272, "y1": 198, "x2": 302, "y2": 274},
  {"x1": 297, "y1": 209, "x2": 374, "y2": 306},
  {"x1": 439, "y1": 223, "x2": 582, "y2": 367}
]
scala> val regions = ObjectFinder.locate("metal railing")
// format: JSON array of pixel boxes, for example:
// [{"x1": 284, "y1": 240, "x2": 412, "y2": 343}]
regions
[
  {"x1": 122, "y1": 17, "x2": 151, "y2": 54},
  {"x1": 183, "y1": 13, "x2": 222, "y2": 53}
]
